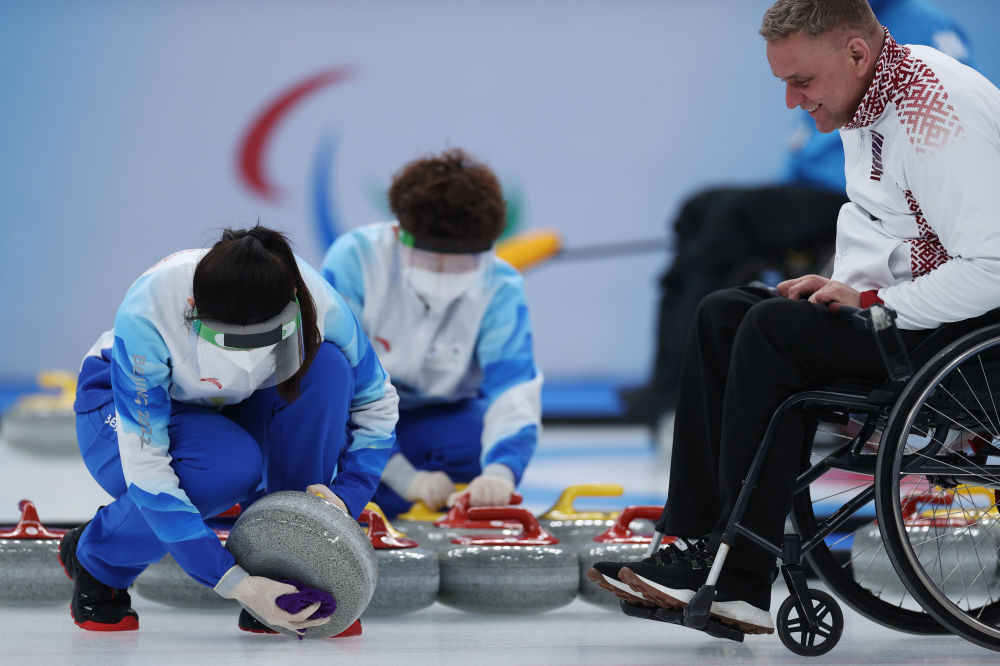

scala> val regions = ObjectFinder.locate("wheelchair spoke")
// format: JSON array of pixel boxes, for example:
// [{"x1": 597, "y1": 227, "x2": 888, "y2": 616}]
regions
[
  {"x1": 902, "y1": 446, "x2": 1000, "y2": 487},
  {"x1": 979, "y1": 356, "x2": 1000, "y2": 437},
  {"x1": 955, "y1": 366, "x2": 1000, "y2": 439},
  {"x1": 936, "y1": 384, "x2": 1000, "y2": 444}
]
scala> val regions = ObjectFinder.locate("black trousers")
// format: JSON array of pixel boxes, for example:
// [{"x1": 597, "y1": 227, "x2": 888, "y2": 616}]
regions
[
  {"x1": 650, "y1": 185, "x2": 849, "y2": 409},
  {"x1": 659, "y1": 286, "x2": 997, "y2": 572}
]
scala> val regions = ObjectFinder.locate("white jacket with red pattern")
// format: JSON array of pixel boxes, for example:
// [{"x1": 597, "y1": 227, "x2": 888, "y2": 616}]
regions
[{"x1": 831, "y1": 29, "x2": 1000, "y2": 330}]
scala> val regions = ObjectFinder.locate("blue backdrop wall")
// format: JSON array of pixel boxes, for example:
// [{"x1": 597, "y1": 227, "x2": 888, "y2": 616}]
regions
[{"x1": 2, "y1": 1, "x2": 998, "y2": 383}]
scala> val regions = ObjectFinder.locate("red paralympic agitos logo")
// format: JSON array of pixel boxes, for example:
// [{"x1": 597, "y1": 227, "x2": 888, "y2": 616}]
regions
[{"x1": 236, "y1": 67, "x2": 354, "y2": 250}]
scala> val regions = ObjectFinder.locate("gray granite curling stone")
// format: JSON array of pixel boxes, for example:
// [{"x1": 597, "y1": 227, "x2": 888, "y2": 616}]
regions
[
  {"x1": 577, "y1": 505, "x2": 665, "y2": 609},
  {"x1": 851, "y1": 511, "x2": 1000, "y2": 600},
  {"x1": 418, "y1": 494, "x2": 524, "y2": 552},
  {"x1": 538, "y1": 484, "x2": 643, "y2": 546},
  {"x1": 226, "y1": 490, "x2": 377, "y2": 639},
  {"x1": 1, "y1": 403, "x2": 77, "y2": 457},
  {"x1": 390, "y1": 499, "x2": 446, "y2": 544},
  {"x1": 0, "y1": 500, "x2": 71, "y2": 605},
  {"x1": 438, "y1": 505, "x2": 578, "y2": 614},
  {"x1": 134, "y1": 550, "x2": 237, "y2": 608},
  {"x1": 359, "y1": 508, "x2": 439, "y2": 617}
]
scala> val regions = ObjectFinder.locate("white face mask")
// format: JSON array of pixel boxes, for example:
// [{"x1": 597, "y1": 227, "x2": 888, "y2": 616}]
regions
[
  {"x1": 403, "y1": 266, "x2": 481, "y2": 310},
  {"x1": 194, "y1": 343, "x2": 278, "y2": 393}
]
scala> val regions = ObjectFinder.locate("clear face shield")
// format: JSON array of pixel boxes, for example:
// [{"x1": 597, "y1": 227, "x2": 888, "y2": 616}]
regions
[
  {"x1": 397, "y1": 229, "x2": 491, "y2": 308},
  {"x1": 191, "y1": 299, "x2": 304, "y2": 390}
]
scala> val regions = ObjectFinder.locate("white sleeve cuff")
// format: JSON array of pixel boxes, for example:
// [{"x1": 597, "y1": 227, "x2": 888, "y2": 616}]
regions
[
  {"x1": 481, "y1": 463, "x2": 515, "y2": 485},
  {"x1": 380, "y1": 453, "x2": 419, "y2": 497},
  {"x1": 213, "y1": 564, "x2": 249, "y2": 598}
]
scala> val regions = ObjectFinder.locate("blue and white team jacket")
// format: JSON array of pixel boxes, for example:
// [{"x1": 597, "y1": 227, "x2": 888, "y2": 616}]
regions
[
  {"x1": 322, "y1": 222, "x2": 542, "y2": 484},
  {"x1": 74, "y1": 249, "x2": 398, "y2": 587}
]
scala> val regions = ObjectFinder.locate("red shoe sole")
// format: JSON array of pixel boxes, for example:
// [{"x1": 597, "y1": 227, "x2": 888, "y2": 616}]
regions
[
  {"x1": 239, "y1": 618, "x2": 362, "y2": 638},
  {"x1": 331, "y1": 619, "x2": 361, "y2": 638},
  {"x1": 70, "y1": 604, "x2": 139, "y2": 632}
]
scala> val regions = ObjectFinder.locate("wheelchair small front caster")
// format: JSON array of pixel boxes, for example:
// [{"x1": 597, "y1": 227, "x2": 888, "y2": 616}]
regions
[{"x1": 776, "y1": 588, "x2": 844, "y2": 656}]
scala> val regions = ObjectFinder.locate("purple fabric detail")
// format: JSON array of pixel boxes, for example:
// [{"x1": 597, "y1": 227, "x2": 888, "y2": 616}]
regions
[{"x1": 275, "y1": 578, "x2": 337, "y2": 619}]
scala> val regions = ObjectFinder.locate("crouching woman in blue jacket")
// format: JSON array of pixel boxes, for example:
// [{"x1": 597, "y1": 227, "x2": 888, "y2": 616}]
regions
[{"x1": 65, "y1": 225, "x2": 398, "y2": 633}]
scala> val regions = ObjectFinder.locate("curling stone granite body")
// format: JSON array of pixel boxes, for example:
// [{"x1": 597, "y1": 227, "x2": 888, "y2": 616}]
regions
[
  {"x1": 365, "y1": 548, "x2": 439, "y2": 616},
  {"x1": 134, "y1": 553, "x2": 237, "y2": 608},
  {"x1": 0, "y1": 405, "x2": 77, "y2": 457},
  {"x1": 537, "y1": 484, "x2": 656, "y2": 546},
  {"x1": 419, "y1": 523, "x2": 521, "y2": 552},
  {"x1": 576, "y1": 506, "x2": 666, "y2": 608},
  {"x1": 437, "y1": 507, "x2": 579, "y2": 614},
  {"x1": 852, "y1": 519, "x2": 1000, "y2": 598},
  {"x1": 360, "y1": 508, "x2": 439, "y2": 617},
  {"x1": 226, "y1": 491, "x2": 377, "y2": 639},
  {"x1": 0, "y1": 501, "x2": 71, "y2": 605},
  {"x1": 541, "y1": 517, "x2": 656, "y2": 546}
]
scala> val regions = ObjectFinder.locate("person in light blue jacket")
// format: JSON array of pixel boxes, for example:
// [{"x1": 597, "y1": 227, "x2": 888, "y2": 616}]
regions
[
  {"x1": 64, "y1": 225, "x2": 398, "y2": 633},
  {"x1": 322, "y1": 149, "x2": 543, "y2": 518}
]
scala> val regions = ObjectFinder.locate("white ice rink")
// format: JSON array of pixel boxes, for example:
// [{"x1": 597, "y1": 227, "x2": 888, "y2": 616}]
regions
[{"x1": 0, "y1": 424, "x2": 995, "y2": 665}]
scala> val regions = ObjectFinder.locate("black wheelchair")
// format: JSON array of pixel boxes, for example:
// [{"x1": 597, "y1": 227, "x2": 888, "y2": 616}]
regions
[{"x1": 623, "y1": 304, "x2": 1000, "y2": 656}]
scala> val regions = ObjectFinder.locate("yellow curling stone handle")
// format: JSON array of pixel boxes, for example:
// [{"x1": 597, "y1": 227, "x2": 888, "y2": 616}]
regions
[
  {"x1": 16, "y1": 370, "x2": 77, "y2": 410},
  {"x1": 495, "y1": 229, "x2": 562, "y2": 272},
  {"x1": 539, "y1": 483, "x2": 624, "y2": 521}
]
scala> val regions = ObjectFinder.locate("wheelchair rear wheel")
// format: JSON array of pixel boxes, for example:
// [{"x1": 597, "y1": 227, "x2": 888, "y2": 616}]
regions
[
  {"x1": 876, "y1": 325, "x2": 1000, "y2": 652},
  {"x1": 791, "y1": 470, "x2": 944, "y2": 633}
]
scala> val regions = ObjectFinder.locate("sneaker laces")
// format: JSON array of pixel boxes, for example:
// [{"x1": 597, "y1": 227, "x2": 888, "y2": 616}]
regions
[
  {"x1": 679, "y1": 546, "x2": 715, "y2": 571},
  {"x1": 644, "y1": 536, "x2": 708, "y2": 566}
]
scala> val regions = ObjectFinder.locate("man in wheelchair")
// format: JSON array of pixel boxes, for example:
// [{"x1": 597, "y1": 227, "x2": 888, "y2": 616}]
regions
[{"x1": 591, "y1": 0, "x2": 1000, "y2": 639}]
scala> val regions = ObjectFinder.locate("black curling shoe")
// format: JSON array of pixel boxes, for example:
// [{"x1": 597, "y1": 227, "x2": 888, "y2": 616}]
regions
[{"x1": 60, "y1": 523, "x2": 139, "y2": 631}]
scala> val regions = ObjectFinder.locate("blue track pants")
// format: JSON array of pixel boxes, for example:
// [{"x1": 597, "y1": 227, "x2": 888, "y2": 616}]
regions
[{"x1": 74, "y1": 342, "x2": 354, "y2": 587}]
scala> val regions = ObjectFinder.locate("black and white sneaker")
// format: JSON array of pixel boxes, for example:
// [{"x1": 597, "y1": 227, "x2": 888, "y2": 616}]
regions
[
  {"x1": 619, "y1": 549, "x2": 775, "y2": 635},
  {"x1": 710, "y1": 574, "x2": 775, "y2": 635},
  {"x1": 586, "y1": 537, "x2": 707, "y2": 606}
]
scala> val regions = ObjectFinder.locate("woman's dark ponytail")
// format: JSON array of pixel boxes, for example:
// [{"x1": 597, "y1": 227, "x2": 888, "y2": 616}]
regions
[{"x1": 192, "y1": 224, "x2": 320, "y2": 402}]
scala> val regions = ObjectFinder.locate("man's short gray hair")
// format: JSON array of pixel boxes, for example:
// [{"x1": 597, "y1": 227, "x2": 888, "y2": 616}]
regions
[{"x1": 760, "y1": 0, "x2": 879, "y2": 42}]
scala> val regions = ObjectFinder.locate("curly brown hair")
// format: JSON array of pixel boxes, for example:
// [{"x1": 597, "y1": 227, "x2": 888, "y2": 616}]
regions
[{"x1": 388, "y1": 148, "x2": 506, "y2": 250}]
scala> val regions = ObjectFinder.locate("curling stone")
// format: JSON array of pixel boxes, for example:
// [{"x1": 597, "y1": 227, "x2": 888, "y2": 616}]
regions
[
  {"x1": 577, "y1": 505, "x2": 669, "y2": 609},
  {"x1": 225, "y1": 490, "x2": 377, "y2": 639},
  {"x1": 386, "y1": 500, "x2": 444, "y2": 545},
  {"x1": 133, "y1": 531, "x2": 237, "y2": 608},
  {"x1": 359, "y1": 507, "x2": 439, "y2": 617},
  {"x1": 538, "y1": 484, "x2": 656, "y2": 546},
  {"x1": 537, "y1": 484, "x2": 625, "y2": 545},
  {"x1": 852, "y1": 492, "x2": 1000, "y2": 599},
  {"x1": 437, "y1": 505, "x2": 578, "y2": 614},
  {"x1": 0, "y1": 500, "x2": 71, "y2": 605},
  {"x1": 0, "y1": 371, "x2": 78, "y2": 457},
  {"x1": 418, "y1": 493, "x2": 524, "y2": 552}
]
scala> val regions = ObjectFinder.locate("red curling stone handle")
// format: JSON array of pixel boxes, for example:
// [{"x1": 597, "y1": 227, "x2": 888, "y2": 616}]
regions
[
  {"x1": 0, "y1": 499, "x2": 66, "y2": 539},
  {"x1": 359, "y1": 508, "x2": 418, "y2": 550},
  {"x1": 452, "y1": 505, "x2": 559, "y2": 546}
]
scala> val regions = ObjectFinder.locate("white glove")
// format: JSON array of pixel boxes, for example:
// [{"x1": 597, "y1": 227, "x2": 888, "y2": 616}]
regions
[
  {"x1": 215, "y1": 566, "x2": 329, "y2": 634},
  {"x1": 306, "y1": 484, "x2": 348, "y2": 514},
  {"x1": 465, "y1": 475, "x2": 515, "y2": 507},
  {"x1": 405, "y1": 471, "x2": 455, "y2": 510}
]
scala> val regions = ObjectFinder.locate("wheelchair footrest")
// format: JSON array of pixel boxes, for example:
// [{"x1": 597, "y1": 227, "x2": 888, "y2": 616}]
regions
[{"x1": 619, "y1": 601, "x2": 745, "y2": 643}]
